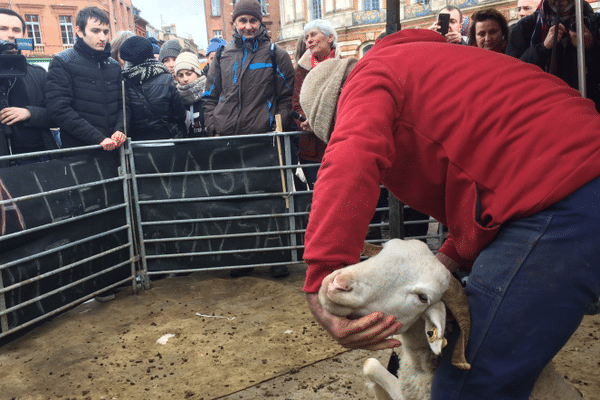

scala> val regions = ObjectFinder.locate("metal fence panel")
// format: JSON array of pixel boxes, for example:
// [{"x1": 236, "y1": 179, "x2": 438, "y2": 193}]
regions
[
  {"x1": 0, "y1": 145, "x2": 138, "y2": 339},
  {"x1": 129, "y1": 133, "x2": 312, "y2": 277},
  {"x1": 129, "y1": 132, "x2": 444, "y2": 279},
  {"x1": 0, "y1": 133, "x2": 445, "y2": 339}
]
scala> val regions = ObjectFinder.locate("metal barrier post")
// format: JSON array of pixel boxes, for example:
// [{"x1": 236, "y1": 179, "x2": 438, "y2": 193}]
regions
[
  {"x1": 0, "y1": 260, "x2": 7, "y2": 332},
  {"x1": 283, "y1": 132, "x2": 298, "y2": 263},
  {"x1": 119, "y1": 142, "x2": 140, "y2": 293},
  {"x1": 126, "y1": 140, "x2": 151, "y2": 289}
]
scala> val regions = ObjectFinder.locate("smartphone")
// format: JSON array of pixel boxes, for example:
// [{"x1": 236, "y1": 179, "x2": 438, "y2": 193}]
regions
[{"x1": 438, "y1": 13, "x2": 450, "y2": 36}]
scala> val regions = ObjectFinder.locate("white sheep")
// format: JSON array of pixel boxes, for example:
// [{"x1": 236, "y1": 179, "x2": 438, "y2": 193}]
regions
[{"x1": 318, "y1": 239, "x2": 583, "y2": 400}]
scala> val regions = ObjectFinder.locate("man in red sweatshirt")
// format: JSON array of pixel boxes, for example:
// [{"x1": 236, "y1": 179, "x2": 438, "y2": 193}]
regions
[{"x1": 300, "y1": 29, "x2": 600, "y2": 399}]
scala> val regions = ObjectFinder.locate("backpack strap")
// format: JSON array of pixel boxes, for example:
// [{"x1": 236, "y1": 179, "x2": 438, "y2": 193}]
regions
[{"x1": 216, "y1": 45, "x2": 225, "y2": 63}]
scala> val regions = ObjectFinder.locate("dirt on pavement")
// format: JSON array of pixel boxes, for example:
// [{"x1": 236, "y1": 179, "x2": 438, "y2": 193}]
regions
[{"x1": 0, "y1": 264, "x2": 599, "y2": 400}]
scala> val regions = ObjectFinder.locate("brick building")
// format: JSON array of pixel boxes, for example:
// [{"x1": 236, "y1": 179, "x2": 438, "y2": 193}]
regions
[{"x1": 0, "y1": 0, "x2": 134, "y2": 58}]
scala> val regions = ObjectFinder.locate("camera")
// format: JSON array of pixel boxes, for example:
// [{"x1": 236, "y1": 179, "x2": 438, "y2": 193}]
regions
[
  {"x1": 0, "y1": 39, "x2": 29, "y2": 160},
  {"x1": 0, "y1": 40, "x2": 28, "y2": 78}
]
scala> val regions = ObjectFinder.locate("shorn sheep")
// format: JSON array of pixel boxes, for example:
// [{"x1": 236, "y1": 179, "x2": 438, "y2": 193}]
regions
[{"x1": 318, "y1": 239, "x2": 583, "y2": 400}]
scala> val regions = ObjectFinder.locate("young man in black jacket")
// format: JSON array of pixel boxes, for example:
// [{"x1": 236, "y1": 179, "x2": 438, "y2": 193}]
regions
[
  {"x1": 45, "y1": 6, "x2": 126, "y2": 151},
  {"x1": 0, "y1": 8, "x2": 55, "y2": 164}
]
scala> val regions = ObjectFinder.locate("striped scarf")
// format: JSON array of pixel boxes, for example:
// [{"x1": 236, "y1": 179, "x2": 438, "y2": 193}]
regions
[
  {"x1": 122, "y1": 60, "x2": 170, "y2": 85},
  {"x1": 531, "y1": 0, "x2": 575, "y2": 47}
]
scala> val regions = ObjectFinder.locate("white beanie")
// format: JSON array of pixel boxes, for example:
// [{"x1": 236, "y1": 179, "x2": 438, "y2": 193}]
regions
[
  {"x1": 299, "y1": 57, "x2": 358, "y2": 143},
  {"x1": 174, "y1": 52, "x2": 202, "y2": 76}
]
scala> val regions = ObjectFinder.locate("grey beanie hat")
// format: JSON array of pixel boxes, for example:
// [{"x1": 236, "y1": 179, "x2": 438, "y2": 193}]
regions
[
  {"x1": 299, "y1": 58, "x2": 358, "y2": 143},
  {"x1": 158, "y1": 39, "x2": 182, "y2": 63}
]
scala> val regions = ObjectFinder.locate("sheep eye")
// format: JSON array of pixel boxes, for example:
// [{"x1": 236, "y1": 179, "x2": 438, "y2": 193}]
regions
[{"x1": 417, "y1": 293, "x2": 428, "y2": 304}]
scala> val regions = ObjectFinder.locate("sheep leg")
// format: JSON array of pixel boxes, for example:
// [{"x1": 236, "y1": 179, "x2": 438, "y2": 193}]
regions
[{"x1": 363, "y1": 358, "x2": 405, "y2": 400}]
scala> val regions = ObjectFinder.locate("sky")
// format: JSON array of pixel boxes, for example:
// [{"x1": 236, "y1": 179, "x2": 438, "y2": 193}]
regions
[{"x1": 133, "y1": 0, "x2": 209, "y2": 50}]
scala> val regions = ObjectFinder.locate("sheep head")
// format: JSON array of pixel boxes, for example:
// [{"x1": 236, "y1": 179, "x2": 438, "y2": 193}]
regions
[{"x1": 318, "y1": 239, "x2": 471, "y2": 370}]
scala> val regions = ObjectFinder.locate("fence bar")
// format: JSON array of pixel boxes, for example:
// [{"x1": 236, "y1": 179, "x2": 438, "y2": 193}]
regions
[
  {"x1": 0, "y1": 225, "x2": 129, "y2": 271},
  {"x1": 0, "y1": 146, "x2": 137, "y2": 339},
  {"x1": 575, "y1": 0, "x2": 586, "y2": 97},
  {"x1": 0, "y1": 176, "x2": 125, "y2": 206},
  {"x1": 0, "y1": 256, "x2": 132, "y2": 316},
  {"x1": 119, "y1": 142, "x2": 140, "y2": 294},
  {"x1": 126, "y1": 139, "x2": 151, "y2": 290},
  {"x1": 0, "y1": 203, "x2": 127, "y2": 242}
]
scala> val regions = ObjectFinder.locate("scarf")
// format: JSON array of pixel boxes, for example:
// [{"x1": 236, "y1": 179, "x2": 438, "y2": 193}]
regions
[
  {"x1": 74, "y1": 37, "x2": 111, "y2": 62},
  {"x1": 122, "y1": 60, "x2": 170, "y2": 85},
  {"x1": 531, "y1": 0, "x2": 575, "y2": 47},
  {"x1": 177, "y1": 76, "x2": 206, "y2": 105},
  {"x1": 311, "y1": 48, "x2": 336, "y2": 69}
]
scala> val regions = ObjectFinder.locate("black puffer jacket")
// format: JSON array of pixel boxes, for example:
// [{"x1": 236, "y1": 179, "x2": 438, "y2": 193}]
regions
[
  {"x1": 123, "y1": 60, "x2": 186, "y2": 140},
  {"x1": 46, "y1": 39, "x2": 125, "y2": 148},
  {"x1": 6, "y1": 63, "x2": 55, "y2": 153}
]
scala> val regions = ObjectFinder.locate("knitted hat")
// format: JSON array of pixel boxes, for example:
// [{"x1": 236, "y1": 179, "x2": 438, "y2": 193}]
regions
[
  {"x1": 152, "y1": 43, "x2": 160, "y2": 54},
  {"x1": 232, "y1": 0, "x2": 262, "y2": 22},
  {"x1": 119, "y1": 36, "x2": 154, "y2": 65},
  {"x1": 299, "y1": 57, "x2": 358, "y2": 143},
  {"x1": 175, "y1": 52, "x2": 202, "y2": 76},
  {"x1": 158, "y1": 39, "x2": 182, "y2": 63},
  {"x1": 206, "y1": 37, "x2": 227, "y2": 55}
]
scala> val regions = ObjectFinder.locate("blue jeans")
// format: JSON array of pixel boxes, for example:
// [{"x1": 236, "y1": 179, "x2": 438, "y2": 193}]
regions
[{"x1": 432, "y1": 176, "x2": 600, "y2": 399}]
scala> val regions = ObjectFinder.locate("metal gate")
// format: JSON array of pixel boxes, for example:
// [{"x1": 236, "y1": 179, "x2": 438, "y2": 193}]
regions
[
  {"x1": 0, "y1": 145, "x2": 138, "y2": 339},
  {"x1": 0, "y1": 132, "x2": 442, "y2": 339}
]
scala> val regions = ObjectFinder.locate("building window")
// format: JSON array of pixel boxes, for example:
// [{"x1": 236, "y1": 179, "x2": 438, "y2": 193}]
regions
[
  {"x1": 59, "y1": 16, "x2": 75, "y2": 46},
  {"x1": 25, "y1": 15, "x2": 42, "y2": 46},
  {"x1": 363, "y1": 0, "x2": 380, "y2": 11},
  {"x1": 213, "y1": 30, "x2": 223, "y2": 38},
  {"x1": 310, "y1": 0, "x2": 322, "y2": 19},
  {"x1": 260, "y1": 0, "x2": 267, "y2": 15},
  {"x1": 211, "y1": 0, "x2": 220, "y2": 16}
]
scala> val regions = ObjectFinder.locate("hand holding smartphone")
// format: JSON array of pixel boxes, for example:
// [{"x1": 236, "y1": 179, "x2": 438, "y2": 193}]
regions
[{"x1": 438, "y1": 13, "x2": 450, "y2": 36}]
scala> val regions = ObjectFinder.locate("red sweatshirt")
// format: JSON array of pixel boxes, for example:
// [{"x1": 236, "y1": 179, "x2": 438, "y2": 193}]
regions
[{"x1": 303, "y1": 29, "x2": 600, "y2": 293}]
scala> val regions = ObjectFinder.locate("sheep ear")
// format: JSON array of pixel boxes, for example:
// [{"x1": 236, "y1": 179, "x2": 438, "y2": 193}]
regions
[
  {"x1": 441, "y1": 276, "x2": 472, "y2": 370},
  {"x1": 423, "y1": 302, "x2": 447, "y2": 355},
  {"x1": 362, "y1": 241, "x2": 383, "y2": 257}
]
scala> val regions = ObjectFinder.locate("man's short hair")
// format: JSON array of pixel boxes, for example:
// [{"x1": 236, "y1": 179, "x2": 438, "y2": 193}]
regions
[
  {"x1": 0, "y1": 8, "x2": 26, "y2": 33},
  {"x1": 439, "y1": 5, "x2": 463, "y2": 21},
  {"x1": 76, "y1": 6, "x2": 109, "y2": 32}
]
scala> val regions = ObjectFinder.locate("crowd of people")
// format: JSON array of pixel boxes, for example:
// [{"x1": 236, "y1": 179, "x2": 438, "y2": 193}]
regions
[{"x1": 2, "y1": 0, "x2": 599, "y2": 157}]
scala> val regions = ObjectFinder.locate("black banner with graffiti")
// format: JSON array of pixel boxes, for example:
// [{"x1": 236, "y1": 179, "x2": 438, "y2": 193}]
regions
[
  {"x1": 0, "y1": 151, "x2": 131, "y2": 334},
  {"x1": 131, "y1": 137, "x2": 311, "y2": 271},
  {"x1": 0, "y1": 136, "x2": 312, "y2": 336}
]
